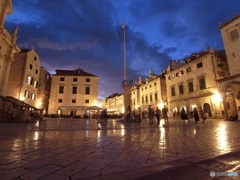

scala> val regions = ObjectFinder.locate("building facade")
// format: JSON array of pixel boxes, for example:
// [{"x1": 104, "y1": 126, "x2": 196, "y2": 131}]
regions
[
  {"x1": 6, "y1": 49, "x2": 41, "y2": 108},
  {"x1": 218, "y1": 14, "x2": 240, "y2": 120},
  {"x1": 48, "y1": 68, "x2": 99, "y2": 117},
  {"x1": 37, "y1": 67, "x2": 51, "y2": 113},
  {"x1": 166, "y1": 48, "x2": 229, "y2": 119},
  {"x1": 131, "y1": 71, "x2": 167, "y2": 111},
  {"x1": 0, "y1": 0, "x2": 20, "y2": 96}
]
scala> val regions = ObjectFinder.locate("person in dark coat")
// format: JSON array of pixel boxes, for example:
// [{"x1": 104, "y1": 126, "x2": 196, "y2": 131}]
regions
[
  {"x1": 193, "y1": 107, "x2": 200, "y2": 124},
  {"x1": 180, "y1": 108, "x2": 189, "y2": 123}
]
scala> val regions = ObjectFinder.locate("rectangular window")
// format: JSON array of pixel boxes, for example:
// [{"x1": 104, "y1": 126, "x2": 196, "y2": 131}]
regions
[
  {"x1": 171, "y1": 86, "x2": 175, "y2": 96},
  {"x1": 72, "y1": 86, "x2": 77, "y2": 94},
  {"x1": 27, "y1": 76, "x2": 31, "y2": 84},
  {"x1": 59, "y1": 86, "x2": 64, "y2": 94},
  {"x1": 33, "y1": 80, "x2": 38, "y2": 88},
  {"x1": 179, "y1": 84, "x2": 184, "y2": 94},
  {"x1": 72, "y1": 99, "x2": 76, "y2": 103},
  {"x1": 155, "y1": 93, "x2": 158, "y2": 101},
  {"x1": 85, "y1": 99, "x2": 89, "y2": 103},
  {"x1": 58, "y1": 99, "x2": 63, "y2": 103},
  {"x1": 199, "y1": 77, "x2": 206, "y2": 90},
  {"x1": 188, "y1": 81, "x2": 194, "y2": 92},
  {"x1": 31, "y1": 93, "x2": 35, "y2": 100},
  {"x1": 25, "y1": 90, "x2": 30, "y2": 98},
  {"x1": 86, "y1": 78, "x2": 90, "y2": 82},
  {"x1": 73, "y1": 78, "x2": 78, "y2": 82},
  {"x1": 150, "y1": 94, "x2": 152, "y2": 102},
  {"x1": 29, "y1": 64, "x2": 33, "y2": 70},
  {"x1": 85, "y1": 87, "x2": 90, "y2": 94},
  {"x1": 230, "y1": 29, "x2": 239, "y2": 41},
  {"x1": 197, "y1": 62, "x2": 203, "y2": 68},
  {"x1": 142, "y1": 96, "x2": 144, "y2": 103},
  {"x1": 60, "y1": 77, "x2": 65, "y2": 81},
  {"x1": 145, "y1": 96, "x2": 148, "y2": 103},
  {"x1": 35, "y1": 69, "x2": 38, "y2": 74},
  {"x1": 186, "y1": 67, "x2": 191, "y2": 73}
]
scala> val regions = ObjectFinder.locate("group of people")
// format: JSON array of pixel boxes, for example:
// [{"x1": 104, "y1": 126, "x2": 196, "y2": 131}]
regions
[
  {"x1": 125, "y1": 105, "x2": 208, "y2": 125},
  {"x1": 125, "y1": 105, "x2": 169, "y2": 125},
  {"x1": 180, "y1": 107, "x2": 206, "y2": 124}
]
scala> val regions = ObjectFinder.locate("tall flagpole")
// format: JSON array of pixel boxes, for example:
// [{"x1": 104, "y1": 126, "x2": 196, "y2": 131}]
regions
[{"x1": 123, "y1": 23, "x2": 126, "y2": 84}]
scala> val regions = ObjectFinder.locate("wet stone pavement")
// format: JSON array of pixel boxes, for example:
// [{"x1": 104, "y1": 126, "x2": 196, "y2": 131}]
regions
[{"x1": 0, "y1": 118, "x2": 240, "y2": 179}]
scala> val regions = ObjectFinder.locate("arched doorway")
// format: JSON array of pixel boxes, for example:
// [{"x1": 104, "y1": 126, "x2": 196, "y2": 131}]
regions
[
  {"x1": 203, "y1": 103, "x2": 212, "y2": 117},
  {"x1": 224, "y1": 83, "x2": 240, "y2": 119}
]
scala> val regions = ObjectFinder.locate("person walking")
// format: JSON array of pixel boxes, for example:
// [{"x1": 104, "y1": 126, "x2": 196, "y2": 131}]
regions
[
  {"x1": 155, "y1": 107, "x2": 161, "y2": 125},
  {"x1": 135, "y1": 107, "x2": 142, "y2": 123},
  {"x1": 162, "y1": 105, "x2": 169, "y2": 124},
  {"x1": 180, "y1": 107, "x2": 190, "y2": 123},
  {"x1": 193, "y1": 107, "x2": 200, "y2": 124},
  {"x1": 199, "y1": 107, "x2": 206, "y2": 124},
  {"x1": 148, "y1": 105, "x2": 153, "y2": 124},
  {"x1": 126, "y1": 105, "x2": 131, "y2": 123}
]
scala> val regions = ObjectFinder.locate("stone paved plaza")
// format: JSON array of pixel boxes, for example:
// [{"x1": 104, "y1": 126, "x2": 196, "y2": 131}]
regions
[{"x1": 0, "y1": 118, "x2": 240, "y2": 179}]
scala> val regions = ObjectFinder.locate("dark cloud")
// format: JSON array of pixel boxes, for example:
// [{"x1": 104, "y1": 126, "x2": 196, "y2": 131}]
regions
[{"x1": 5, "y1": 0, "x2": 240, "y2": 100}]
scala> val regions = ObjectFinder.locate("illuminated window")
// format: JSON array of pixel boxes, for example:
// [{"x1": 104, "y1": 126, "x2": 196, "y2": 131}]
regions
[
  {"x1": 33, "y1": 80, "x2": 38, "y2": 88},
  {"x1": 25, "y1": 90, "x2": 30, "y2": 98},
  {"x1": 27, "y1": 76, "x2": 31, "y2": 84},
  {"x1": 31, "y1": 93, "x2": 35, "y2": 100}
]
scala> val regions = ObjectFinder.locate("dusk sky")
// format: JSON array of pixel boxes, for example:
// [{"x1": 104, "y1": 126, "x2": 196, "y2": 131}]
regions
[{"x1": 5, "y1": 0, "x2": 240, "y2": 101}]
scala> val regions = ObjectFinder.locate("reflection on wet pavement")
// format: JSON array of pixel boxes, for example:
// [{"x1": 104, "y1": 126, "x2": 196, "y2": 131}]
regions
[{"x1": 0, "y1": 118, "x2": 240, "y2": 179}]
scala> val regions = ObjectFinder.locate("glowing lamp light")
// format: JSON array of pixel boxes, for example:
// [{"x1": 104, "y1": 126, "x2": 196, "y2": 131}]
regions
[
  {"x1": 213, "y1": 93, "x2": 222, "y2": 102},
  {"x1": 19, "y1": 96, "x2": 25, "y2": 101}
]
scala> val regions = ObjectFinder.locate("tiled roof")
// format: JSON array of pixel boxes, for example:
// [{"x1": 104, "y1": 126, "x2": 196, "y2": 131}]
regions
[{"x1": 53, "y1": 68, "x2": 98, "y2": 77}]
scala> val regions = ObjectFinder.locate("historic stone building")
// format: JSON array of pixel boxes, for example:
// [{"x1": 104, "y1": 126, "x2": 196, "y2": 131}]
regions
[
  {"x1": 165, "y1": 48, "x2": 229, "y2": 119},
  {"x1": 6, "y1": 49, "x2": 41, "y2": 108},
  {"x1": 0, "y1": 0, "x2": 20, "y2": 96},
  {"x1": 218, "y1": 14, "x2": 240, "y2": 120},
  {"x1": 37, "y1": 67, "x2": 52, "y2": 113},
  {"x1": 100, "y1": 93, "x2": 124, "y2": 114},
  {"x1": 48, "y1": 68, "x2": 99, "y2": 117},
  {"x1": 131, "y1": 70, "x2": 167, "y2": 111}
]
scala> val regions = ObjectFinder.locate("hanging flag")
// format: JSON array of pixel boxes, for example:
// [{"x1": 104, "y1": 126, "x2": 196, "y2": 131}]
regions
[{"x1": 118, "y1": 23, "x2": 125, "y2": 34}]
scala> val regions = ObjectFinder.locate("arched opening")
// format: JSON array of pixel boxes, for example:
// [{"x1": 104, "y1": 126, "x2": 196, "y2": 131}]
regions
[
  {"x1": 203, "y1": 103, "x2": 212, "y2": 117},
  {"x1": 224, "y1": 83, "x2": 240, "y2": 120}
]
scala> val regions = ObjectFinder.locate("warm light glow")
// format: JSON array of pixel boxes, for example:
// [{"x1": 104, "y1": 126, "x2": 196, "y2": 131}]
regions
[
  {"x1": 158, "y1": 101, "x2": 164, "y2": 109},
  {"x1": 217, "y1": 124, "x2": 227, "y2": 150},
  {"x1": 19, "y1": 96, "x2": 25, "y2": 101},
  {"x1": 37, "y1": 101, "x2": 42, "y2": 108},
  {"x1": 121, "y1": 107, "x2": 125, "y2": 113},
  {"x1": 213, "y1": 93, "x2": 222, "y2": 102}
]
